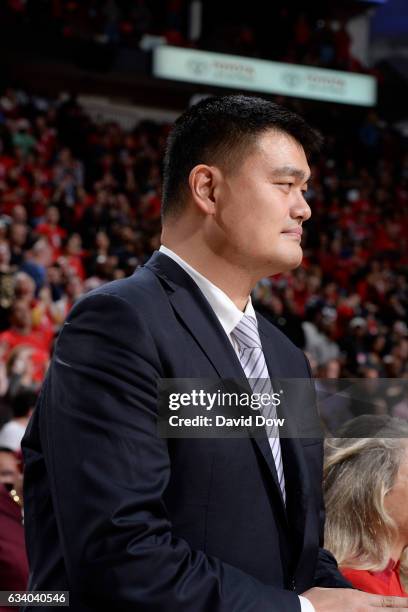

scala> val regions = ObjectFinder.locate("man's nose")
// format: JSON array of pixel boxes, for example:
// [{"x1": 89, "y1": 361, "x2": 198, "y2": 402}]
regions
[{"x1": 290, "y1": 192, "x2": 311, "y2": 222}]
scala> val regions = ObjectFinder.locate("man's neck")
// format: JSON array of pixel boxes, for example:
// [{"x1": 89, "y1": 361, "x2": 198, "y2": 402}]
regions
[{"x1": 161, "y1": 243, "x2": 253, "y2": 311}]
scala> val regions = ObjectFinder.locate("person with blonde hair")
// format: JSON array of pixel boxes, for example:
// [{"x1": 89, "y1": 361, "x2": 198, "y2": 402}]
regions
[{"x1": 324, "y1": 415, "x2": 408, "y2": 596}]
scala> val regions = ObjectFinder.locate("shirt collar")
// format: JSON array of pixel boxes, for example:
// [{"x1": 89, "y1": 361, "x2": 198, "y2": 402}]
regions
[{"x1": 159, "y1": 245, "x2": 256, "y2": 336}]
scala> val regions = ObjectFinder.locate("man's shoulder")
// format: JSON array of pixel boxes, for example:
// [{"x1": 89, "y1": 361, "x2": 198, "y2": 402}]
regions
[
  {"x1": 75, "y1": 266, "x2": 163, "y2": 311},
  {"x1": 61, "y1": 266, "x2": 169, "y2": 337},
  {"x1": 55, "y1": 268, "x2": 167, "y2": 354}
]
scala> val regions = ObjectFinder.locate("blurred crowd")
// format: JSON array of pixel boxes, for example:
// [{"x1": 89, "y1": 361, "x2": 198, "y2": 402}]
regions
[
  {"x1": 2, "y1": 0, "x2": 370, "y2": 72},
  {"x1": 0, "y1": 87, "x2": 165, "y2": 428}
]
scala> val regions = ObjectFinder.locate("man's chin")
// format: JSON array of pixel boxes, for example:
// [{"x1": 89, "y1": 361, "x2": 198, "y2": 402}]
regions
[
  {"x1": 280, "y1": 258, "x2": 303, "y2": 273},
  {"x1": 263, "y1": 253, "x2": 303, "y2": 277},
  {"x1": 278, "y1": 245, "x2": 303, "y2": 269}
]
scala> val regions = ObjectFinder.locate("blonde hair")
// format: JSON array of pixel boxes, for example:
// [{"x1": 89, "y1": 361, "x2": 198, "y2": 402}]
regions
[{"x1": 323, "y1": 418, "x2": 408, "y2": 576}]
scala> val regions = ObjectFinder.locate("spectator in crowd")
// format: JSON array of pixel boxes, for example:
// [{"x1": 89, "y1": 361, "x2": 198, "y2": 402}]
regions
[
  {"x1": 6, "y1": 346, "x2": 39, "y2": 400},
  {"x1": 8, "y1": 223, "x2": 28, "y2": 267},
  {"x1": 0, "y1": 299, "x2": 50, "y2": 356},
  {"x1": 324, "y1": 415, "x2": 408, "y2": 596},
  {"x1": 0, "y1": 446, "x2": 28, "y2": 605},
  {"x1": 0, "y1": 389, "x2": 37, "y2": 451},
  {"x1": 0, "y1": 240, "x2": 16, "y2": 330},
  {"x1": 36, "y1": 206, "x2": 67, "y2": 261},
  {"x1": 20, "y1": 238, "x2": 51, "y2": 293},
  {"x1": 0, "y1": 446, "x2": 21, "y2": 489},
  {"x1": 0, "y1": 300, "x2": 50, "y2": 394},
  {"x1": 302, "y1": 305, "x2": 340, "y2": 367}
]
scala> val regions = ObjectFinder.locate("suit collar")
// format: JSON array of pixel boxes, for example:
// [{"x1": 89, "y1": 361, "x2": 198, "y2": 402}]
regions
[
  {"x1": 158, "y1": 245, "x2": 256, "y2": 337},
  {"x1": 144, "y1": 251, "x2": 246, "y2": 380}
]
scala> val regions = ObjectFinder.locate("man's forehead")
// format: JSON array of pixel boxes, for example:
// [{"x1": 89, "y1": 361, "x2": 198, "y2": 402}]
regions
[
  {"x1": 255, "y1": 130, "x2": 310, "y2": 173},
  {"x1": 271, "y1": 165, "x2": 311, "y2": 182}
]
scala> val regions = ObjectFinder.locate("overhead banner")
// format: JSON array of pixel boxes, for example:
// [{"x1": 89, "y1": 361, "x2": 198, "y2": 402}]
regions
[{"x1": 153, "y1": 45, "x2": 377, "y2": 107}]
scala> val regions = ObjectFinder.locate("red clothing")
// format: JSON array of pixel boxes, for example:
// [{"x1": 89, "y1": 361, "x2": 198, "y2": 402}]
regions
[
  {"x1": 0, "y1": 328, "x2": 49, "y2": 354},
  {"x1": 0, "y1": 486, "x2": 28, "y2": 608},
  {"x1": 0, "y1": 155, "x2": 15, "y2": 179},
  {"x1": 28, "y1": 347, "x2": 50, "y2": 383},
  {"x1": 63, "y1": 253, "x2": 86, "y2": 280},
  {"x1": 0, "y1": 329, "x2": 50, "y2": 382},
  {"x1": 342, "y1": 560, "x2": 407, "y2": 596},
  {"x1": 36, "y1": 223, "x2": 67, "y2": 260}
]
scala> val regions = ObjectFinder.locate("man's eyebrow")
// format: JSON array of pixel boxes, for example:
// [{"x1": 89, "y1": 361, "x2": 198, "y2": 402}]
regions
[{"x1": 271, "y1": 166, "x2": 312, "y2": 182}]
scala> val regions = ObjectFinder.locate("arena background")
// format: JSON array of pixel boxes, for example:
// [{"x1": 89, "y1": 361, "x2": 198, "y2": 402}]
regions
[
  {"x1": 0, "y1": 0, "x2": 407, "y2": 600},
  {"x1": 0, "y1": 0, "x2": 406, "y2": 410}
]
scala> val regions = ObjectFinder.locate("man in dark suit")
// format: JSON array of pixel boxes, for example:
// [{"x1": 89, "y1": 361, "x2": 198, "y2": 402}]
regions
[{"x1": 22, "y1": 95, "x2": 408, "y2": 611}]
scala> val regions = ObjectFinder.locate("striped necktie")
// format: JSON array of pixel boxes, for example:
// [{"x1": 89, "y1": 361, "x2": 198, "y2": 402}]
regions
[{"x1": 231, "y1": 314, "x2": 286, "y2": 502}]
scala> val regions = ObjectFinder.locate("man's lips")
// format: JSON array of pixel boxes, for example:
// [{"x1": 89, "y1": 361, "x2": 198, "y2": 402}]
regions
[{"x1": 281, "y1": 227, "x2": 303, "y2": 237}]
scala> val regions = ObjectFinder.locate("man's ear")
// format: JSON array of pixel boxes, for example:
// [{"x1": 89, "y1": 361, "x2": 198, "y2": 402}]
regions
[{"x1": 188, "y1": 164, "x2": 222, "y2": 215}]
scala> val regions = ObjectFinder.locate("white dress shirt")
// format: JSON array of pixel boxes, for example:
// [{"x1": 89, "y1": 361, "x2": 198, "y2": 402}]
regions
[{"x1": 159, "y1": 246, "x2": 315, "y2": 612}]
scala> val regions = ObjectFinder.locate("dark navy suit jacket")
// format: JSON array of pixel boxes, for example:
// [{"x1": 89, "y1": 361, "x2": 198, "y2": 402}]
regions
[{"x1": 22, "y1": 251, "x2": 349, "y2": 611}]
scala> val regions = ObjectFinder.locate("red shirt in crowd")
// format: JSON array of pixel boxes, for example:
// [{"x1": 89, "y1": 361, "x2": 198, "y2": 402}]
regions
[
  {"x1": 35, "y1": 223, "x2": 67, "y2": 260},
  {"x1": 342, "y1": 561, "x2": 408, "y2": 597},
  {"x1": 0, "y1": 329, "x2": 50, "y2": 383}
]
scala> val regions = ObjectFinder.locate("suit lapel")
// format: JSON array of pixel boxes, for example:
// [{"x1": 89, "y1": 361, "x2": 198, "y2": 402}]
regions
[
  {"x1": 145, "y1": 252, "x2": 246, "y2": 381},
  {"x1": 169, "y1": 288, "x2": 246, "y2": 381},
  {"x1": 166, "y1": 276, "x2": 289, "y2": 512},
  {"x1": 145, "y1": 253, "x2": 305, "y2": 531},
  {"x1": 257, "y1": 315, "x2": 310, "y2": 560}
]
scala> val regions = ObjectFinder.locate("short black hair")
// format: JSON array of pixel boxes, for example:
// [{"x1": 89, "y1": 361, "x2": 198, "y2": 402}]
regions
[
  {"x1": 162, "y1": 94, "x2": 322, "y2": 219},
  {"x1": 0, "y1": 446, "x2": 15, "y2": 454}
]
